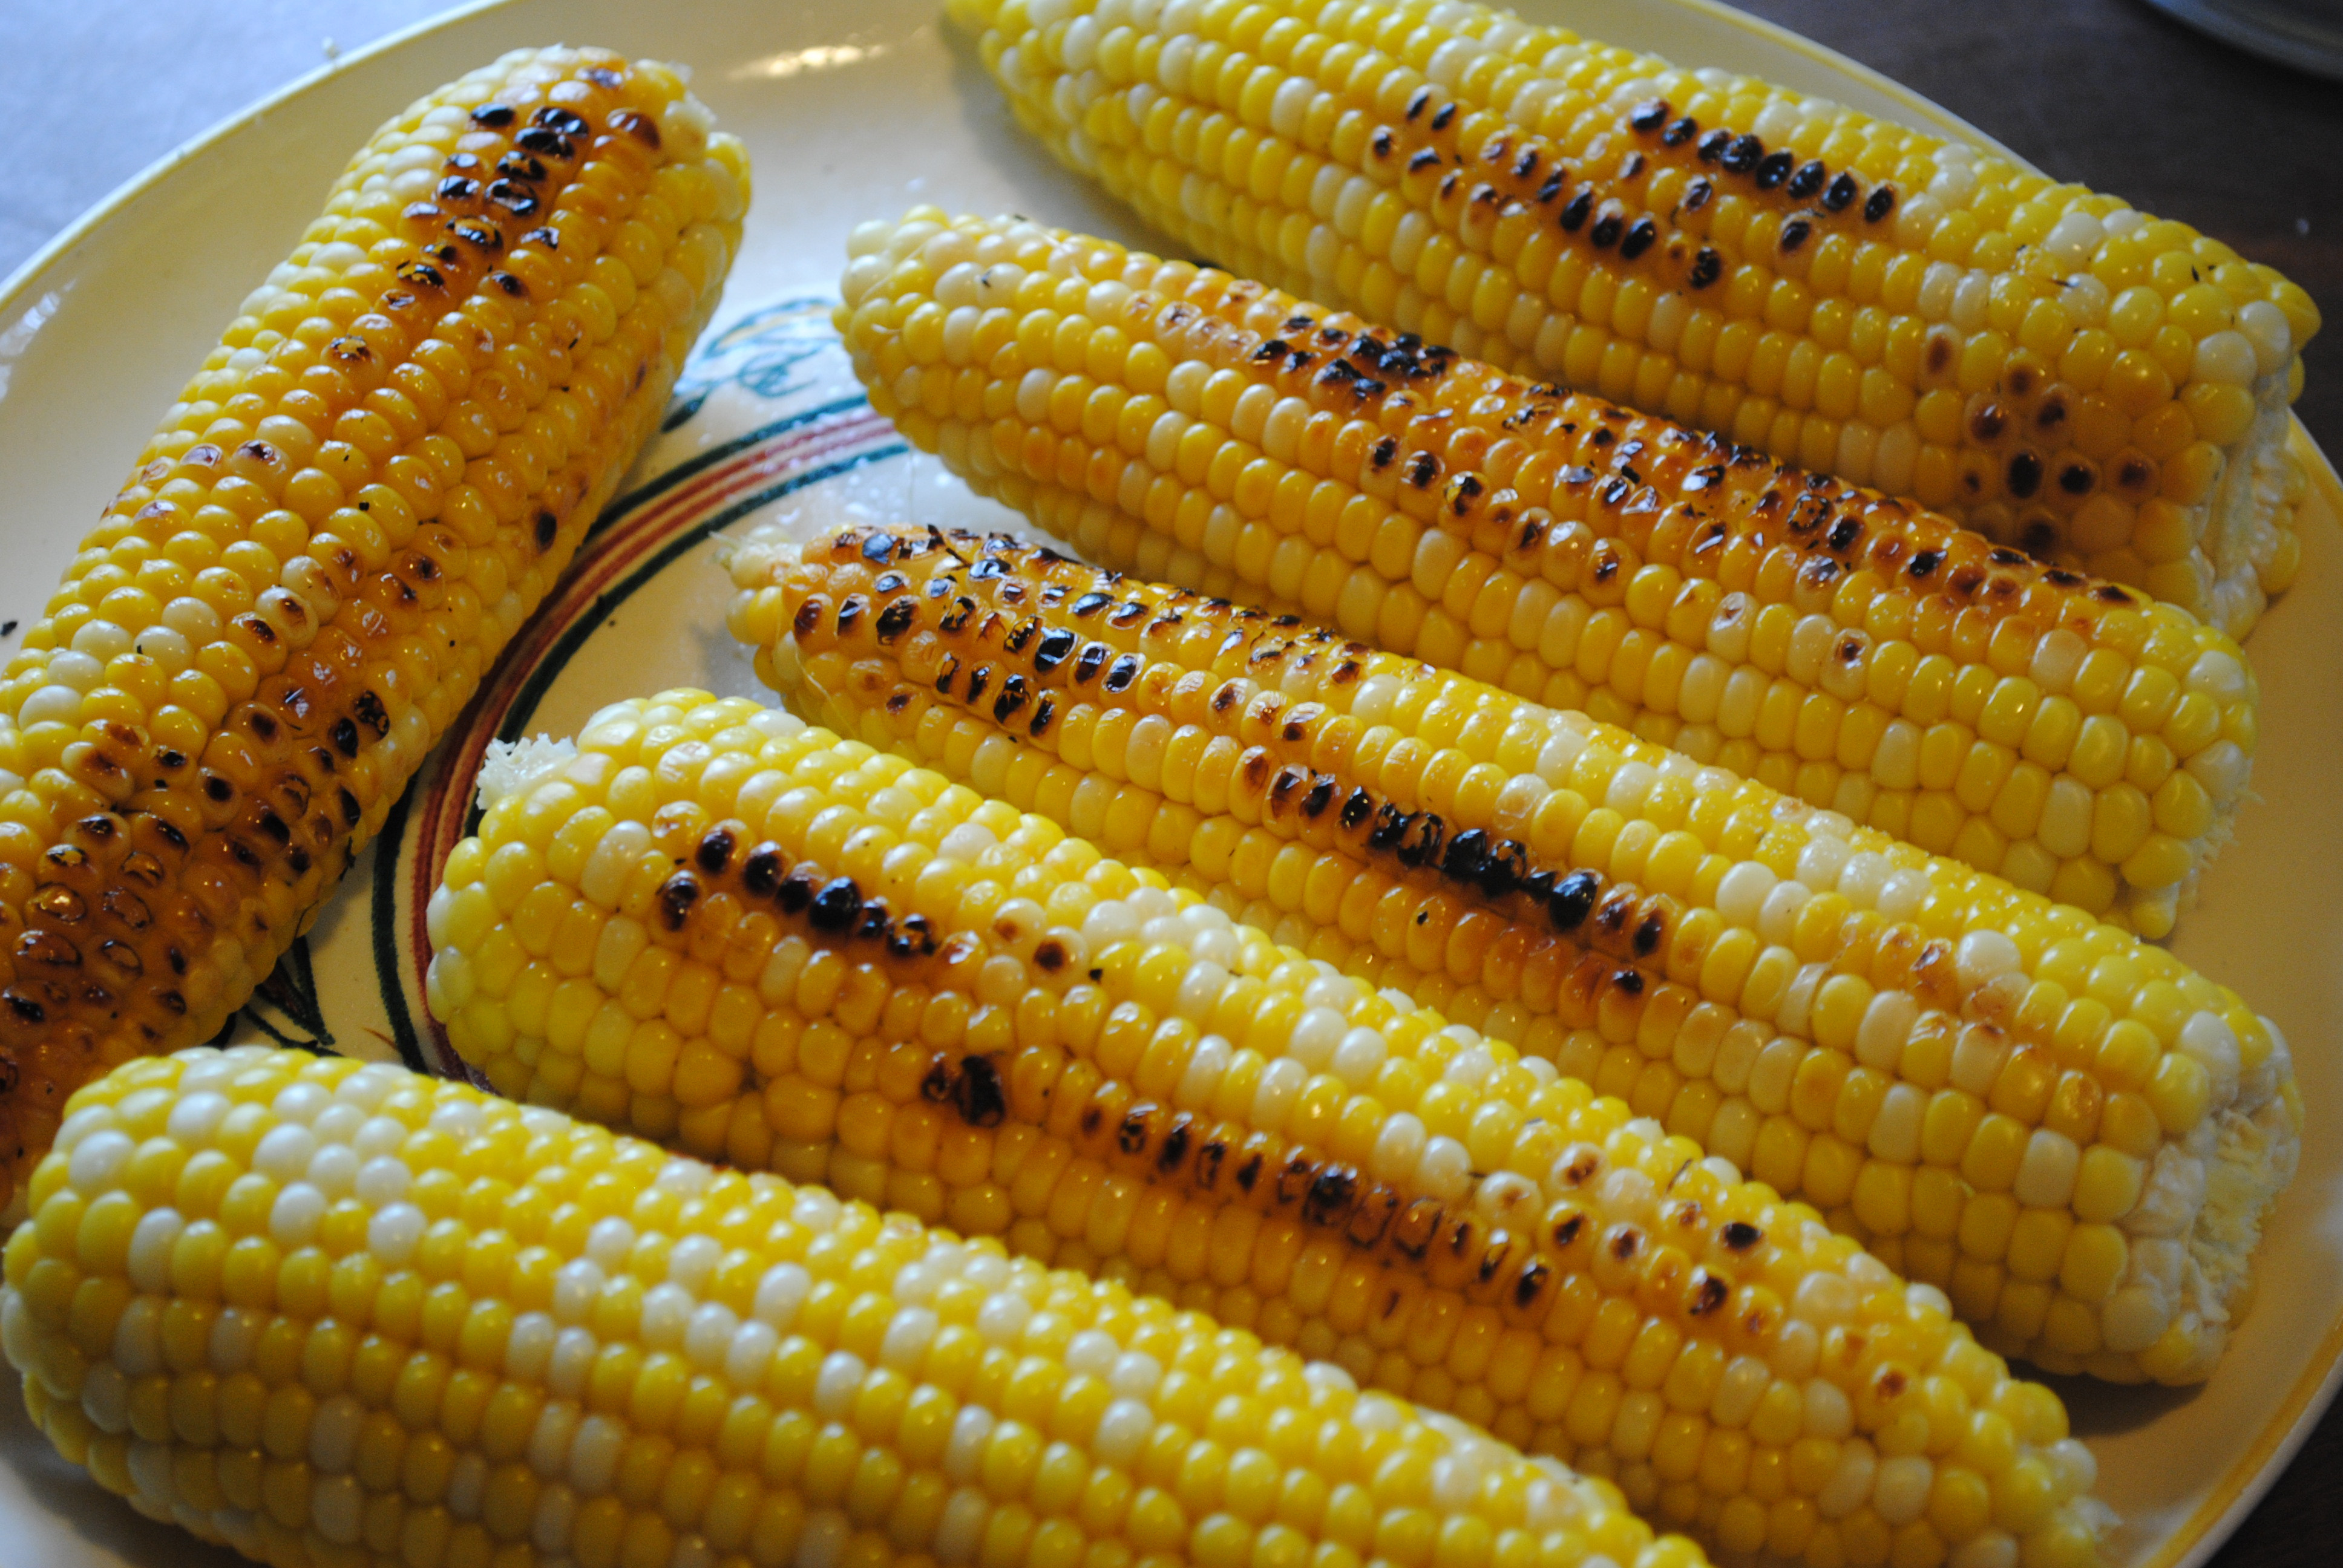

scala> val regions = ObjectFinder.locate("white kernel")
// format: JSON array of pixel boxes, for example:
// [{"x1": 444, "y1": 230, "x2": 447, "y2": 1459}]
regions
[
  {"x1": 1442, "y1": 1044, "x2": 1494, "y2": 1088},
  {"x1": 2191, "y1": 330, "x2": 2258, "y2": 387},
  {"x1": 1872, "y1": 1454, "x2": 1933, "y2": 1525},
  {"x1": 932, "y1": 1493, "x2": 986, "y2": 1566},
  {"x1": 548, "y1": 1328, "x2": 598, "y2": 1399},
  {"x1": 164, "y1": 1092, "x2": 231, "y2": 1146},
  {"x1": 209, "y1": 1307, "x2": 263, "y2": 1374},
  {"x1": 684, "y1": 1302, "x2": 739, "y2": 1371},
  {"x1": 812, "y1": 1351, "x2": 866, "y2": 1418},
  {"x1": 1109, "y1": 1351, "x2": 1162, "y2": 1397},
  {"x1": 1332, "y1": 1028, "x2": 1386, "y2": 1085},
  {"x1": 1093, "y1": 1399, "x2": 1154, "y2": 1466},
  {"x1": 1877, "y1": 869, "x2": 1929, "y2": 921},
  {"x1": 310, "y1": 1393, "x2": 364, "y2": 1473},
  {"x1": 126, "y1": 1209, "x2": 183, "y2": 1294},
  {"x1": 2015, "y1": 1129, "x2": 2081, "y2": 1208},
  {"x1": 943, "y1": 1406, "x2": 995, "y2": 1481},
  {"x1": 1289, "y1": 1007, "x2": 1345, "y2": 1068},
  {"x1": 753, "y1": 1263, "x2": 811, "y2": 1329},
  {"x1": 252, "y1": 1125, "x2": 318, "y2": 1182},
  {"x1": 353, "y1": 1116, "x2": 408, "y2": 1159},
  {"x1": 269, "y1": 1183, "x2": 327, "y2": 1249},
  {"x1": 67, "y1": 1129, "x2": 136, "y2": 1192},
  {"x1": 1955, "y1": 930, "x2": 2022, "y2": 988},
  {"x1": 1371, "y1": 1113, "x2": 1428, "y2": 1184},
  {"x1": 1251, "y1": 1057, "x2": 1306, "y2": 1131},
  {"x1": 304, "y1": 1141, "x2": 359, "y2": 1200},
  {"x1": 1950, "y1": 1530, "x2": 2019, "y2": 1568},
  {"x1": 1418, "y1": 1136, "x2": 1471, "y2": 1200},
  {"x1": 727, "y1": 1321, "x2": 779, "y2": 1388},
  {"x1": 354, "y1": 1155, "x2": 411, "y2": 1208},
  {"x1": 1794, "y1": 1271, "x2": 1858, "y2": 1328},
  {"x1": 113, "y1": 1297, "x2": 165, "y2": 1378},
  {"x1": 585, "y1": 1217, "x2": 637, "y2": 1269},
  {"x1": 2236, "y1": 299, "x2": 2293, "y2": 373},
  {"x1": 367, "y1": 1203, "x2": 425, "y2": 1266},
  {"x1": 505, "y1": 1313, "x2": 557, "y2": 1382},
  {"x1": 882, "y1": 1307, "x2": 940, "y2": 1372},
  {"x1": 666, "y1": 1235, "x2": 722, "y2": 1292},
  {"x1": 1816, "y1": 1437, "x2": 1876, "y2": 1518},
  {"x1": 569, "y1": 1413, "x2": 625, "y2": 1493},
  {"x1": 2047, "y1": 1436, "x2": 2097, "y2": 1495},
  {"x1": 1176, "y1": 1034, "x2": 1231, "y2": 1108},
  {"x1": 1715, "y1": 863, "x2": 1776, "y2": 928},
  {"x1": 2185, "y1": 649, "x2": 2247, "y2": 701},
  {"x1": 1064, "y1": 1329, "x2": 1119, "y2": 1378},
  {"x1": 2044, "y1": 211, "x2": 2107, "y2": 267},
  {"x1": 977, "y1": 1290, "x2": 1033, "y2": 1345},
  {"x1": 269, "y1": 1083, "x2": 332, "y2": 1126}
]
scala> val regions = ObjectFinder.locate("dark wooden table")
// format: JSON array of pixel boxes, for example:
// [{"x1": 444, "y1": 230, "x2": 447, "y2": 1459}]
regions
[{"x1": 2, "y1": 1, "x2": 2335, "y2": 1563}]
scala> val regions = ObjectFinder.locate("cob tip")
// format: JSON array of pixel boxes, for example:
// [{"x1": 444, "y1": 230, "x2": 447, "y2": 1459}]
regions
[{"x1": 473, "y1": 735, "x2": 580, "y2": 812}]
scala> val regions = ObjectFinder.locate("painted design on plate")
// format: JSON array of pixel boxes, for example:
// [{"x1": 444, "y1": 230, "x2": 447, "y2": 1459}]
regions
[{"x1": 211, "y1": 296, "x2": 1018, "y2": 1080}]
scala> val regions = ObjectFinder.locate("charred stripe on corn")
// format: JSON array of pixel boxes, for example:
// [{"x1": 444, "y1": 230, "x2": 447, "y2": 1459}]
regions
[
  {"x1": 426, "y1": 690, "x2": 2114, "y2": 1566},
  {"x1": 955, "y1": 0, "x2": 2318, "y2": 636},
  {"x1": 728, "y1": 526, "x2": 2301, "y2": 1387},
  {"x1": 4, "y1": 1044, "x2": 1710, "y2": 1568},
  {"x1": 836, "y1": 212, "x2": 2258, "y2": 937},
  {"x1": 0, "y1": 47, "x2": 747, "y2": 1214}
]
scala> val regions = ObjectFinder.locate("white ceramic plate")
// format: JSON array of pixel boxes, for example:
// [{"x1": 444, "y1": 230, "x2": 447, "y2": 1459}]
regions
[{"x1": 1, "y1": 1, "x2": 2336, "y2": 1564}]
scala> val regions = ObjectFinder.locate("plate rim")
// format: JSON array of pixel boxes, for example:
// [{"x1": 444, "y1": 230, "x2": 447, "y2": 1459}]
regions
[{"x1": 0, "y1": 4, "x2": 2336, "y2": 1567}]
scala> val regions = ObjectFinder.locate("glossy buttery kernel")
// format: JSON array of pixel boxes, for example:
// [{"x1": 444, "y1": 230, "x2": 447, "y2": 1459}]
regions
[
  {"x1": 424, "y1": 690, "x2": 2111, "y2": 1566},
  {"x1": 729, "y1": 526, "x2": 2299, "y2": 1388},
  {"x1": 3, "y1": 1045, "x2": 1709, "y2": 1568},
  {"x1": 958, "y1": 0, "x2": 2318, "y2": 637},
  {"x1": 0, "y1": 47, "x2": 748, "y2": 1217},
  {"x1": 837, "y1": 212, "x2": 2260, "y2": 939}
]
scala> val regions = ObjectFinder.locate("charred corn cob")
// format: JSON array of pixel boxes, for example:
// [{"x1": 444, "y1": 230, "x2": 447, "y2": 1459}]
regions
[
  {"x1": 5, "y1": 1045, "x2": 1714, "y2": 1568},
  {"x1": 0, "y1": 48, "x2": 746, "y2": 1214},
  {"x1": 837, "y1": 212, "x2": 2259, "y2": 936},
  {"x1": 952, "y1": 0, "x2": 2319, "y2": 637},
  {"x1": 425, "y1": 690, "x2": 2116, "y2": 1566},
  {"x1": 725, "y1": 526, "x2": 2300, "y2": 1388}
]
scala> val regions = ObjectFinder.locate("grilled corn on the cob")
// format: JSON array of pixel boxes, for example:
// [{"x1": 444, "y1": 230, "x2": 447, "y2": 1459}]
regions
[
  {"x1": 425, "y1": 689, "x2": 2115, "y2": 1566},
  {"x1": 3, "y1": 1045, "x2": 1714, "y2": 1568},
  {"x1": 726, "y1": 526, "x2": 2299, "y2": 1388},
  {"x1": 837, "y1": 211, "x2": 2258, "y2": 936},
  {"x1": 0, "y1": 47, "x2": 746, "y2": 1215},
  {"x1": 954, "y1": 0, "x2": 2319, "y2": 638}
]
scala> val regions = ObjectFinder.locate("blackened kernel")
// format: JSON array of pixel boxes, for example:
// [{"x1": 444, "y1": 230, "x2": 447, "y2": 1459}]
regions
[
  {"x1": 1822, "y1": 171, "x2": 1860, "y2": 211},
  {"x1": 1864, "y1": 185, "x2": 1896, "y2": 221},
  {"x1": 1754, "y1": 150, "x2": 1795, "y2": 188},
  {"x1": 1788, "y1": 160, "x2": 1827, "y2": 198}
]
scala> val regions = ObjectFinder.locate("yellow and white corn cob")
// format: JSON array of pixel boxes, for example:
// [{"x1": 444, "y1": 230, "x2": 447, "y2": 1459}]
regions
[
  {"x1": 725, "y1": 526, "x2": 2301, "y2": 1388},
  {"x1": 837, "y1": 211, "x2": 2259, "y2": 936},
  {"x1": 954, "y1": 0, "x2": 2319, "y2": 637},
  {"x1": 425, "y1": 689, "x2": 2115, "y2": 1566},
  {"x1": 0, "y1": 48, "x2": 746, "y2": 1215},
  {"x1": 4, "y1": 1045, "x2": 1714, "y2": 1568}
]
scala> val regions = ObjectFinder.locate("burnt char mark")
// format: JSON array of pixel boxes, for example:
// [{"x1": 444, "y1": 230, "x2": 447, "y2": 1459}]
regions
[
  {"x1": 1722, "y1": 1220, "x2": 1764, "y2": 1251},
  {"x1": 955, "y1": 1055, "x2": 1007, "y2": 1126},
  {"x1": 1547, "y1": 870, "x2": 1601, "y2": 930},
  {"x1": 1033, "y1": 626, "x2": 1078, "y2": 673}
]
